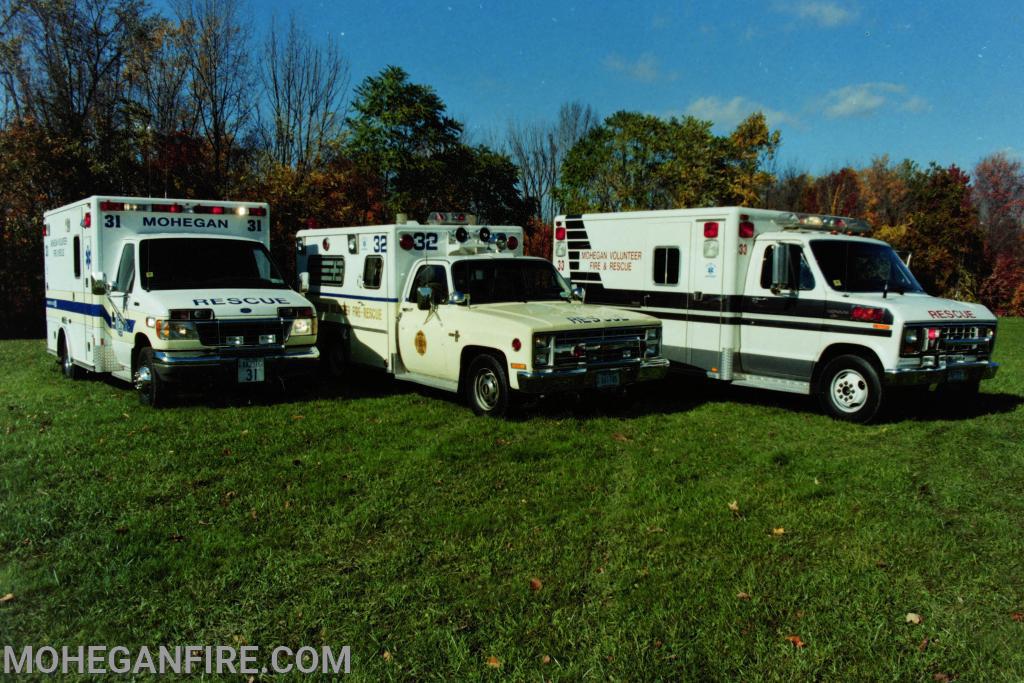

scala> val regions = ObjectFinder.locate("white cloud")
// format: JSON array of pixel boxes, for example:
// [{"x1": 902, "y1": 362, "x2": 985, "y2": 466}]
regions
[
  {"x1": 899, "y1": 95, "x2": 931, "y2": 113},
  {"x1": 685, "y1": 96, "x2": 797, "y2": 129},
  {"x1": 823, "y1": 82, "x2": 906, "y2": 118},
  {"x1": 603, "y1": 53, "x2": 677, "y2": 83},
  {"x1": 776, "y1": 1, "x2": 856, "y2": 27}
]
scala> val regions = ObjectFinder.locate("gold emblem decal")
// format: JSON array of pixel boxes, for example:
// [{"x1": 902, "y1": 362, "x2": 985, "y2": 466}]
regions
[{"x1": 414, "y1": 330, "x2": 427, "y2": 355}]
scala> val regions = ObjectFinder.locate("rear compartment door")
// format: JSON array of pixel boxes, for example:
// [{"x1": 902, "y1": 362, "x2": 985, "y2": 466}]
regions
[{"x1": 685, "y1": 219, "x2": 725, "y2": 372}]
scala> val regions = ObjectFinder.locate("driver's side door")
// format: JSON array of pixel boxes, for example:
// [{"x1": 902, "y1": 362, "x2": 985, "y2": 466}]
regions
[
  {"x1": 397, "y1": 263, "x2": 454, "y2": 378},
  {"x1": 109, "y1": 242, "x2": 137, "y2": 371}
]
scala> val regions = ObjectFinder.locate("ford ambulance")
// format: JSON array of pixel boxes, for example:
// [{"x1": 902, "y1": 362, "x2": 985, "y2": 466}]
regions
[
  {"x1": 553, "y1": 207, "x2": 999, "y2": 422},
  {"x1": 295, "y1": 212, "x2": 668, "y2": 416},
  {"x1": 44, "y1": 196, "x2": 319, "y2": 406}
]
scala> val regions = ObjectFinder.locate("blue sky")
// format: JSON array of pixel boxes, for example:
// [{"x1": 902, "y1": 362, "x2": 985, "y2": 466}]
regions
[{"x1": 248, "y1": 0, "x2": 1021, "y2": 174}]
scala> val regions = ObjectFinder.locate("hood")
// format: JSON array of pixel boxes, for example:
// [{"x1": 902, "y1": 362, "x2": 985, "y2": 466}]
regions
[
  {"x1": 469, "y1": 301, "x2": 659, "y2": 331},
  {"x1": 146, "y1": 288, "x2": 313, "y2": 318},
  {"x1": 843, "y1": 292, "x2": 996, "y2": 324}
]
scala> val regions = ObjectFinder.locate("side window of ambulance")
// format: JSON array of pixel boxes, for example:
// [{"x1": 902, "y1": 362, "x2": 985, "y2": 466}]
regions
[
  {"x1": 363, "y1": 255, "x2": 383, "y2": 289},
  {"x1": 653, "y1": 247, "x2": 680, "y2": 285},
  {"x1": 113, "y1": 244, "x2": 135, "y2": 292},
  {"x1": 73, "y1": 236, "x2": 81, "y2": 279},
  {"x1": 407, "y1": 264, "x2": 449, "y2": 303},
  {"x1": 759, "y1": 245, "x2": 816, "y2": 291}
]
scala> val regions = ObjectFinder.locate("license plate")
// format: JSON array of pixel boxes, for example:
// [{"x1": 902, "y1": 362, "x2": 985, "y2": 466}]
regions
[
  {"x1": 596, "y1": 370, "x2": 620, "y2": 389},
  {"x1": 238, "y1": 358, "x2": 265, "y2": 383},
  {"x1": 948, "y1": 368, "x2": 966, "y2": 382}
]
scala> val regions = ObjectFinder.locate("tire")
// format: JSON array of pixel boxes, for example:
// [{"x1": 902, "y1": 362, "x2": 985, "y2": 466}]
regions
[
  {"x1": 57, "y1": 334, "x2": 82, "y2": 380},
  {"x1": 134, "y1": 347, "x2": 167, "y2": 408},
  {"x1": 817, "y1": 354, "x2": 883, "y2": 423},
  {"x1": 464, "y1": 353, "x2": 511, "y2": 417}
]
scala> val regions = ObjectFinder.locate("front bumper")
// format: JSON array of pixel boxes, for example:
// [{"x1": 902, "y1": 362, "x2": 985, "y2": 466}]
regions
[
  {"x1": 884, "y1": 359, "x2": 998, "y2": 386},
  {"x1": 152, "y1": 346, "x2": 320, "y2": 384},
  {"x1": 516, "y1": 357, "x2": 670, "y2": 394}
]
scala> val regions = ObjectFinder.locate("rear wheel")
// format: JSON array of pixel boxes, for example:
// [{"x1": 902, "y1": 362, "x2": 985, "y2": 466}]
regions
[
  {"x1": 464, "y1": 353, "x2": 511, "y2": 417},
  {"x1": 817, "y1": 354, "x2": 883, "y2": 423},
  {"x1": 134, "y1": 347, "x2": 167, "y2": 408},
  {"x1": 57, "y1": 334, "x2": 82, "y2": 380}
]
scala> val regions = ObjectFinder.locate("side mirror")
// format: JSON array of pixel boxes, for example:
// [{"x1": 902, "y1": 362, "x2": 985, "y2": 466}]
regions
[
  {"x1": 90, "y1": 272, "x2": 107, "y2": 295},
  {"x1": 298, "y1": 271, "x2": 310, "y2": 293},
  {"x1": 416, "y1": 286, "x2": 434, "y2": 311},
  {"x1": 770, "y1": 246, "x2": 793, "y2": 295},
  {"x1": 572, "y1": 285, "x2": 586, "y2": 302},
  {"x1": 449, "y1": 291, "x2": 468, "y2": 306}
]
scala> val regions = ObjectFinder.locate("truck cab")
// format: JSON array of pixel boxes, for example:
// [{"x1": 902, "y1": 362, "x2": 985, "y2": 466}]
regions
[
  {"x1": 296, "y1": 213, "x2": 669, "y2": 416},
  {"x1": 44, "y1": 196, "x2": 319, "y2": 406}
]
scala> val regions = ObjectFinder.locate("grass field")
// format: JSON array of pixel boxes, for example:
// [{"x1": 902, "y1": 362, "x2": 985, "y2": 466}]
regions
[{"x1": 2, "y1": 320, "x2": 1024, "y2": 681}]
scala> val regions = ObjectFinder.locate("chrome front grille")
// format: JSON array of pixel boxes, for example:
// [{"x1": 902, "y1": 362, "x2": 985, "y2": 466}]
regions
[
  {"x1": 552, "y1": 326, "x2": 647, "y2": 368},
  {"x1": 196, "y1": 319, "x2": 290, "y2": 347}
]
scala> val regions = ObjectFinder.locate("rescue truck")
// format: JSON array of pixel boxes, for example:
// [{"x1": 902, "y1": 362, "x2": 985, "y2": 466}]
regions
[
  {"x1": 295, "y1": 212, "x2": 669, "y2": 416},
  {"x1": 44, "y1": 196, "x2": 319, "y2": 406},
  {"x1": 553, "y1": 207, "x2": 999, "y2": 422}
]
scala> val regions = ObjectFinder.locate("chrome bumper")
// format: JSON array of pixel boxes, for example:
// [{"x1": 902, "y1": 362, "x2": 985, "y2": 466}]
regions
[
  {"x1": 884, "y1": 359, "x2": 998, "y2": 386},
  {"x1": 516, "y1": 357, "x2": 670, "y2": 394},
  {"x1": 152, "y1": 346, "x2": 319, "y2": 382}
]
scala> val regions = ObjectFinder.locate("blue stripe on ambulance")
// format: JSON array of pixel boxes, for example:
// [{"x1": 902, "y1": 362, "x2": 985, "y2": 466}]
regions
[{"x1": 46, "y1": 298, "x2": 136, "y2": 332}]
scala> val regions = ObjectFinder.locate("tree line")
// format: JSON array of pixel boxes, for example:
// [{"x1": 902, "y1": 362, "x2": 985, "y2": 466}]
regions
[{"x1": 1, "y1": 0, "x2": 1021, "y2": 337}]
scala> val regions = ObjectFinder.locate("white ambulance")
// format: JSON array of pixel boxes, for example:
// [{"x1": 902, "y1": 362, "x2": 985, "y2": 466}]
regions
[
  {"x1": 44, "y1": 196, "x2": 319, "y2": 406},
  {"x1": 553, "y1": 207, "x2": 999, "y2": 422},
  {"x1": 295, "y1": 212, "x2": 669, "y2": 416}
]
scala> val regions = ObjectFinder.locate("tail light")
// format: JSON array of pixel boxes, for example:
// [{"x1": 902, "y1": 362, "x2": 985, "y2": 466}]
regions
[
  {"x1": 739, "y1": 221, "x2": 755, "y2": 238},
  {"x1": 555, "y1": 226, "x2": 567, "y2": 241},
  {"x1": 703, "y1": 222, "x2": 719, "y2": 238}
]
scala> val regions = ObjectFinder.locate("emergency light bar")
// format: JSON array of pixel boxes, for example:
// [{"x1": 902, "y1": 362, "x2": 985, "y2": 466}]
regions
[
  {"x1": 97, "y1": 201, "x2": 266, "y2": 216},
  {"x1": 771, "y1": 212, "x2": 872, "y2": 234}
]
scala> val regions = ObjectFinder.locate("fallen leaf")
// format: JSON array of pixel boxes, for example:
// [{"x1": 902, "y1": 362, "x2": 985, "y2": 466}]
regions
[
  {"x1": 737, "y1": 591, "x2": 751, "y2": 601},
  {"x1": 1012, "y1": 611, "x2": 1024, "y2": 622},
  {"x1": 919, "y1": 638, "x2": 929, "y2": 653},
  {"x1": 222, "y1": 447, "x2": 232, "y2": 456},
  {"x1": 240, "y1": 429, "x2": 249, "y2": 436},
  {"x1": 933, "y1": 673, "x2": 951, "y2": 682},
  {"x1": 250, "y1": 509, "x2": 258, "y2": 521},
  {"x1": 611, "y1": 433, "x2": 630, "y2": 442},
  {"x1": 785, "y1": 635, "x2": 806, "y2": 648},
  {"x1": 486, "y1": 656, "x2": 501, "y2": 668},
  {"x1": 727, "y1": 500, "x2": 740, "y2": 513},
  {"x1": 0, "y1": 593, "x2": 14, "y2": 603},
  {"x1": 906, "y1": 612, "x2": 923, "y2": 625},
  {"x1": 653, "y1": 640, "x2": 663, "y2": 649},
  {"x1": 169, "y1": 533, "x2": 185, "y2": 542},
  {"x1": 529, "y1": 577, "x2": 543, "y2": 592},
  {"x1": 291, "y1": 414, "x2": 304, "y2": 421},
  {"x1": 382, "y1": 651, "x2": 392, "y2": 662},
  {"x1": 772, "y1": 527, "x2": 786, "y2": 536},
  {"x1": 284, "y1": 500, "x2": 291, "y2": 509},
  {"x1": 541, "y1": 655, "x2": 551, "y2": 665},
  {"x1": 115, "y1": 526, "x2": 128, "y2": 535}
]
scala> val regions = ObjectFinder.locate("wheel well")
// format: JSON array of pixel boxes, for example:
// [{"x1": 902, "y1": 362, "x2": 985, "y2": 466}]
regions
[
  {"x1": 132, "y1": 334, "x2": 151, "y2": 373},
  {"x1": 459, "y1": 346, "x2": 507, "y2": 393},
  {"x1": 57, "y1": 328, "x2": 67, "y2": 355},
  {"x1": 812, "y1": 344, "x2": 883, "y2": 388}
]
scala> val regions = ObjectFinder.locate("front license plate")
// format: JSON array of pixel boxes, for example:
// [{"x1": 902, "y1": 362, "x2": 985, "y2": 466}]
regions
[
  {"x1": 948, "y1": 368, "x2": 966, "y2": 382},
  {"x1": 238, "y1": 358, "x2": 265, "y2": 383},
  {"x1": 596, "y1": 370, "x2": 620, "y2": 389}
]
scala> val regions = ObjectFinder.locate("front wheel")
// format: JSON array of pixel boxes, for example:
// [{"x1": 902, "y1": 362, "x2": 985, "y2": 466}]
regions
[
  {"x1": 134, "y1": 347, "x2": 167, "y2": 408},
  {"x1": 817, "y1": 354, "x2": 883, "y2": 423},
  {"x1": 58, "y1": 335, "x2": 83, "y2": 380},
  {"x1": 464, "y1": 354, "x2": 511, "y2": 417}
]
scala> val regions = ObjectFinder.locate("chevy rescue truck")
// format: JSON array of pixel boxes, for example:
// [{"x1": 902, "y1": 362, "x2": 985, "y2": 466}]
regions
[
  {"x1": 295, "y1": 212, "x2": 669, "y2": 416},
  {"x1": 44, "y1": 196, "x2": 319, "y2": 406},
  {"x1": 553, "y1": 207, "x2": 999, "y2": 422}
]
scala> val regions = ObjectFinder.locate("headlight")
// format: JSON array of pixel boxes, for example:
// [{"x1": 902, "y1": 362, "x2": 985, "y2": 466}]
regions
[
  {"x1": 901, "y1": 327, "x2": 922, "y2": 356},
  {"x1": 644, "y1": 327, "x2": 660, "y2": 357},
  {"x1": 155, "y1": 320, "x2": 198, "y2": 340},
  {"x1": 291, "y1": 318, "x2": 315, "y2": 336},
  {"x1": 533, "y1": 334, "x2": 553, "y2": 367}
]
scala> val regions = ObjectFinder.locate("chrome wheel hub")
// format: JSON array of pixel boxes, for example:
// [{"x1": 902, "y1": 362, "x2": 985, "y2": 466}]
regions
[
  {"x1": 134, "y1": 365, "x2": 152, "y2": 392},
  {"x1": 474, "y1": 369, "x2": 500, "y2": 410}
]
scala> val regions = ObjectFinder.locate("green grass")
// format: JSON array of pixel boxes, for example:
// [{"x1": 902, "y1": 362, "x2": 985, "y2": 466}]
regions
[{"x1": 2, "y1": 321, "x2": 1024, "y2": 681}]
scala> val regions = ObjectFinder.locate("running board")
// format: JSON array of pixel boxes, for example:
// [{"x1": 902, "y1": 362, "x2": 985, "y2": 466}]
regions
[
  {"x1": 731, "y1": 374, "x2": 811, "y2": 395},
  {"x1": 393, "y1": 371, "x2": 458, "y2": 393},
  {"x1": 112, "y1": 368, "x2": 132, "y2": 383}
]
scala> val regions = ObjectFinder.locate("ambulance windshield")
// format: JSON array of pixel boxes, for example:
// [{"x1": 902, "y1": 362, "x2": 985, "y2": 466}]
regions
[
  {"x1": 810, "y1": 240, "x2": 924, "y2": 294},
  {"x1": 452, "y1": 258, "x2": 572, "y2": 304},
  {"x1": 139, "y1": 238, "x2": 288, "y2": 291}
]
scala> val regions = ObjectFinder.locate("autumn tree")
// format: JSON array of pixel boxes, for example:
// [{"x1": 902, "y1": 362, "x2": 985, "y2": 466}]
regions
[
  {"x1": 973, "y1": 152, "x2": 1024, "y2": 259},
  {"x1": 859, "y1": 155, "x2": 916, "y2": 229}
]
